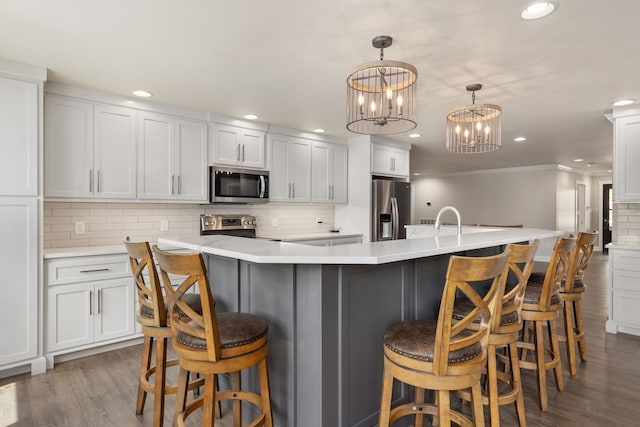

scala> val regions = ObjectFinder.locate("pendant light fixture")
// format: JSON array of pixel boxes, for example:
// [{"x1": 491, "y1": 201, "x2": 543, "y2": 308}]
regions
[
  {"x1": 346, "y1": 35, "x2": 418, "y2": 134},
  {"x1": 446, "y1": 84, "x2": 502, "y2": 154}
]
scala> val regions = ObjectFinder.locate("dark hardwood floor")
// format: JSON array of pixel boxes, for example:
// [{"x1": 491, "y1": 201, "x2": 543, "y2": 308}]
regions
[{"x1": 2, "y1": 253, "x2": 640, "y2": 426}]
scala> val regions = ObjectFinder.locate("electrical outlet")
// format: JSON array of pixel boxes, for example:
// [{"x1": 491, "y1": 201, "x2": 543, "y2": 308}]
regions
[
  {"x1": 271, "y1": 217, "x2": 279, "y2": 227},
  {"x1": 316, "y1": 217, "x2": 322, "y2": 224},
  {"x1": 74, "y1": 221, "x2": 85, "y2": 235},
  {"x1": 160, "y1": 219, "x2": 169, "y2": 231}
]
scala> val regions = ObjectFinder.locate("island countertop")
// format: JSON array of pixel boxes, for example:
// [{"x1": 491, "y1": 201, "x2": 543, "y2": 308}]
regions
[{"x1": 158, "y1": 227, "x2": 560, "y2": 265}]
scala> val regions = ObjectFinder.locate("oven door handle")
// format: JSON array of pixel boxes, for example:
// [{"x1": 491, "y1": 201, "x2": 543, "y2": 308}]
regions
[{"x1": 259, "y1": 175, "x2": 266, "y2": 198}]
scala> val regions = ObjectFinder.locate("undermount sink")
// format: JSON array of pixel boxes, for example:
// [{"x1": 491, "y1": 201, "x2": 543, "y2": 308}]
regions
[{"x1": 405, "y1": 225, "x2": 502, "y2": 239}]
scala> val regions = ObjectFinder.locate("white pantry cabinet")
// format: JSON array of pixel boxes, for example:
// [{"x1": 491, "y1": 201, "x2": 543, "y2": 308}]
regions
[
  {"x1": 371, "y1": 143, "x2": 410, "y2": 178},
  {"x1": 0, "y1": 76, "x2": 38, "y2": 196},
  {"x1": 311, "y1": 141, "x2": 347, "y2": 204},
  {"x1": 210, "y1": 123, "x2": 266, "y2": 169},
  {"x1": 612, "y1": 111, "x2": 640, "y2": 202},
  {"x1": 606, "y1": 247, "x2": 640, "y2": 336},
  {"x1": 269, "y1": 134, "x2": 312, "y2": 202},
  {"x1": 0, "y1": 198, "x2": 38, "y2": 367},
  {"x1": 44, "y1": 96, "x2": 137, "y2": 199},
  {"x1": 138, "y1": 112, "x2": 208, "y2": 202},
  {"x1": 45, "y1": 255, "x2": 135, "y2": 360}
]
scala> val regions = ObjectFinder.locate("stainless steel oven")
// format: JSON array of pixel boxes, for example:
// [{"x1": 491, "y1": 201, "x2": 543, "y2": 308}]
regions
[
  {"x1": 200, "y1": 214, "x2": 256, "y2": 238},
  {"x1": 209, "y1": 166, "x2": 268, "y2": 204}
]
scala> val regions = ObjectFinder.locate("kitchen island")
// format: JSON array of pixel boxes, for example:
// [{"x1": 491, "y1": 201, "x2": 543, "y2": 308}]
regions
[{"x1": 159, "y1": 228, "x2": 559, "y2": 427}]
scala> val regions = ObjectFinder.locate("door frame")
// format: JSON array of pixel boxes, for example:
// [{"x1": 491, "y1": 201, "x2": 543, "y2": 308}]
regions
[{"x1": 598, "y1": 178, "x2": 613, "y2": 252}]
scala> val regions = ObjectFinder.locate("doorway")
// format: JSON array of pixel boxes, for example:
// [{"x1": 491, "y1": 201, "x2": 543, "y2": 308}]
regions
[{"x1": 603, "y1": 183, "x2": 613, "y2": 252}]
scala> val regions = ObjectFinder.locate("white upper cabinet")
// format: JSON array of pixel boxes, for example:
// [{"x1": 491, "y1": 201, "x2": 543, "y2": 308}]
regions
[
  {"x1": 45, "y1": 96, "x2": 136, "y2": 199},
  {"x1": 0, "y1": 77, "x2": 38, "y2": 196},
  {"x1": 268, "y1": 134, "x2": 311, "y2": 202},
  {"x1": 311, "y1": 141, "x2": 347, "y2": 204},
  {"x1": 138, "y1": 112, "x2": 207, "y2": 202},
  {"x1": 371, "y1": 143, "x2": 410, "y2": 178},
  {"x1": 210, "y1": 124, "x2": 266, "y2": 169},
  {"x1": 613, "y1": 111, "x2": 640, "y2": 202}
]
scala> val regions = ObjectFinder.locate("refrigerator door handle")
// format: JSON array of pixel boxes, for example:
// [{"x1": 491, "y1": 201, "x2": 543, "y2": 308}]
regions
[{"x1": 391, "y1": 197, "x2": 399, "y2": 240}]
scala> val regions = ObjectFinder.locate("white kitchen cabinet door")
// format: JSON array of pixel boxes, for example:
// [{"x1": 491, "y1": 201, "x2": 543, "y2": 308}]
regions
[
  {"x1": 44, "y1": 96, "x2": 94, "y2": 198},
  {"x1": 0, "y1": 77, "x2": 38, "y2": 196},
  {"x1": 311, "y1": 142, "x2": 347, "y2": 204},
  {"x1": 93, "y1": 104, "x2": 137, "y2": 199},
  {"x1": 94, "y1": 278, "x2": 135, "y2": 342},
  {"x1": 138, "y1": 112, "x2": 173, "y2": 199},
  {"x1": 47, "y1": 283, "x2": 94, "y2": 352},
  {"x1": 613, "y1": 114, "x2": 640, "y2": 202},
  {"x1": 371, "y1": 143, "x2": 410, "y2": 178},
  {"x1": 0, "y1": 198, "x2": 38, "y2": 366},
  {"x1": 173, "y1": 119, "x2": 208, "y2": 201},
  {"x1": 270, "y1": 134, "x2": 311, "y2": 203},
  {"x1": 210, "y1": 124, "x2": 265, "y2": 169}
]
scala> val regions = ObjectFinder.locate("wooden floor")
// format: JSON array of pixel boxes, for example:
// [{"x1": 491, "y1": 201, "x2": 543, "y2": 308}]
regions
[{"x1": 2, "y1": 254, "x2": 640, "y2": 426}]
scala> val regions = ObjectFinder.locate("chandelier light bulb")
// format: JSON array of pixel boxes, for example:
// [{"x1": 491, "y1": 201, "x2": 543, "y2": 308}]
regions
[
  {"x1": 485, "y1": 125, "x2": 490, "y2": 135},
  {"x1": 476, "y1": 122, "x2": 482, "y2": 132},
  {"x1": 370, "y1": 101, "x2": 377, "y2": 113},
  {"x1": 358, "y1": 94, "x2": 364, "y2": 105},
  {"x1": 386, "y1": 88, "x2": 392, "y2": 99}
]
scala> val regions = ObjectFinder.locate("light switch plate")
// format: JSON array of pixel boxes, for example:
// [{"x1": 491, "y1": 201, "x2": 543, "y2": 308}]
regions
[
  {"x1": 74, "y1": 221, "x2": 85, "y2": 235},
  {"x1": 160, "y1": 220, "x2": 169, "y2": 231}
]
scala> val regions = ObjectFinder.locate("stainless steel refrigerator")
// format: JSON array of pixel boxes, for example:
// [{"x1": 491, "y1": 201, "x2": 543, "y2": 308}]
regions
[{"x1": 372, "y1": 179, "x2": 411, "y2": 241}]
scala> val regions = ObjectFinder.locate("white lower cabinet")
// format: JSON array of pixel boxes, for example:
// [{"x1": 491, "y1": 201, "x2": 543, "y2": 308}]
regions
[
  {"x1": 607, "y1": 248, "x2": 640, "y2": 336},
  {"x1": 45, "y1": 255, "x2": 136, "y2": 360}
]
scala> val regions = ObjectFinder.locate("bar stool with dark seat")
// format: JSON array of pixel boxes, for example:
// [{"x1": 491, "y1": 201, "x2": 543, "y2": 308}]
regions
[
  {"x1": 378, "y1": 250, "x2": 510, "y2": 427},
  {"x1": 517, "y1": 236, "x2": 574, "y2": 411},
  {"x1": 152, "y1": 245, "x2": 273, "y2": 427},
  {"x1": 123, "y1": 238, "x2": 204, "y2": 427},
  {"x1": 454, "y1": 240, "x2": 539, "y2": 427}
]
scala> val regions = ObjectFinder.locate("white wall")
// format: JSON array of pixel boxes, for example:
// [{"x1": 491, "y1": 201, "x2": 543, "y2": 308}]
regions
[{"x1": 412, "y1": 167, "x2": 557, "y2": 229}]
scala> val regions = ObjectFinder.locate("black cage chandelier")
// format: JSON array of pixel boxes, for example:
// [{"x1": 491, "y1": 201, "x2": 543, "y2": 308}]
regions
[
  {"x1": 446, "y1": 84, "x2": 502, "y2": 154},
  {"x1": 346, "y1": 35, "x2": 418, "y2": 134}
]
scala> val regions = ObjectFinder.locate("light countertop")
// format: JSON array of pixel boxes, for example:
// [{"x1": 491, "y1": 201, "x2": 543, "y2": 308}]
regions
[
  {"x1": 159, "y1": 228, "x2": 560, "y2": 265},
  {"x1": 606, "y1": 242, "x2": 640, "y2": 250}
]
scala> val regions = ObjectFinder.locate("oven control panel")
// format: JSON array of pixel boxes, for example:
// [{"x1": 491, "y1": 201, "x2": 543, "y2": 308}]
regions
[{"x1": 200, "y1": 214, "x2": 256, "y2": 232}]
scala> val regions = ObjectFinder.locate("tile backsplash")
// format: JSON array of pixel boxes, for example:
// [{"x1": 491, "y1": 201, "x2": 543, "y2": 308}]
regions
[
  {"x1": 43, "y1": 202, "x2": 336, "y2": 248},
  {"x1": 614, "y1": 203, "x2": 640, "y2": 244}
]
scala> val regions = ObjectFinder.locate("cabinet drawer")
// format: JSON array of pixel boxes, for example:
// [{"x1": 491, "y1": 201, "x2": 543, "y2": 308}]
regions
[
  {"x1": 612, "y1": 270, "x2": 640, "y2": 291},
  {"x1": 612, "y1": 250, "x2": 640, "y2": 272},
  {"x1": 47, "y1": 254, "x2": 130, "y2": 286},
  {"x1": 612, "y1": 289, "x2": 640, "y2": 327}
]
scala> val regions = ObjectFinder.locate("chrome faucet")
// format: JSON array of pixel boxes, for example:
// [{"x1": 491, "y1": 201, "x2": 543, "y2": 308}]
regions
[{"x1": 434, "y1": 206, "x2": 462, "y2": 236}]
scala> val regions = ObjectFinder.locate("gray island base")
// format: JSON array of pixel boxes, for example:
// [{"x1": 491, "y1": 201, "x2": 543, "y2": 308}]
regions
[{"x1": 159, "y1": 228, "x2": 559, "y2": 427}]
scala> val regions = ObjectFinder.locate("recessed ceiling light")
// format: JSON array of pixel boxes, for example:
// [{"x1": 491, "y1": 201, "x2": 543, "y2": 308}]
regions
[
  {"x1": 312, "y1": 128, "x2": 326, "y2": 133},
  {"x1": 413, "y1": 172, "x2": 421, "y2": 176},
  {"x1": 521, "y1": 1, "x2": 559, "y2": 20},
  {"x1": 243, "y1": 114, "x2": 259, "y2": 120},
  {"x1": 132, "y1": 90, "x2": 152, "y2": 98},
  {"x1": 574, "y1": 158, "x2": 584, "y2": 162},
  {"x1": 409, "y1": 133, "x2": 421, "y2": 138},
  {"x1": 514, "y1": 136, "x2": 527, "y2": 142},
  {"x1": 613, "y1": 99, "x2": 636, "y2": 106}
]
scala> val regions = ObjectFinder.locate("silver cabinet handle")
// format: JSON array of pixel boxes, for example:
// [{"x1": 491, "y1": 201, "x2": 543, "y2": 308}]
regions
[
  {"x1": 178, "y1": 175, "x2": 181, "y2": 195},
  {"x1": 89, "y1": 169, "x2": 93, "y2": 192},
  {"x1": 89, "y1": 290, "x2": 93, "y2": 316},
  {"x1": 79, "y1": 268, "x2": 110, "y2": 273},
  {"x1": 242, "y1": 144, "x2": 245, "y2": 162},
  {"x1": 97, "y1": 170, "x2": 101, "y2": 193},
  {"x1": 292, "y1": 182, "x2": 295, "y2": 199},
  {"x1": 171, "y1": 175, "x2": 175, "y2": 195},
  {"x1": 288, "y1": 183, "x2": 291, "y2": 198},
  {"x1": 237, "y1": 144, "x2": 241, "y2": 161},
  {"x1": 97, "y1": 289, "x2": 102, "y2": 314}
]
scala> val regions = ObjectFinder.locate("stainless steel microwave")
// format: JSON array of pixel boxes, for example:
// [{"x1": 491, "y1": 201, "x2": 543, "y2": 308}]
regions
[{"x1": 209, "y1": 166, "x2": 269, "y2": 203}]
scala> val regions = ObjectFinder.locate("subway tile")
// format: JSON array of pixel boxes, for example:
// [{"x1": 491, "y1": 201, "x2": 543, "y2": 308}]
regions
[{"x1": 51, "y1": 224, "x2": 74, "y2": 232}]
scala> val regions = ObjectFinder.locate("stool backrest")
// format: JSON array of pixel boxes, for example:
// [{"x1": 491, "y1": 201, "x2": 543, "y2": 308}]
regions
[
  {"x1": 493, "y1": 240, "x2": 540, "y2": 332},
  {"x1": 563, "y1": 231, "x2": 598, "y2": 293},
  {"x1": 537, "y1": 236, "x2": 575, "y2": 310},
  {"x1": 435, "y1": 249, "x2": 510, "y2": 375},
  {"x1": 123, "y1": 237, "x2": 167, "y2": 327},
  {"x1": 152, "y1": 246, "x2": 221, "y2": 362}
]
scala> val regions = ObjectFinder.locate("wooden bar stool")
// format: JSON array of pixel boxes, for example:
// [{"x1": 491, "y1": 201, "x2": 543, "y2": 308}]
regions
[
  {"x1": 517, "y1": 236, "x2": 574, "y2": 411},
  {"x1": 123, "y1": 238, "x2": 204, "y2": 427},
  {"x1": 455, "y1": 240, "x2": 539, "y2": 427},
  {"x1": 558, "y1": 231, "x2": 598, "y2": 376},
  {"x1": 152, "y1": 245, "x2": 273, "y2": 427},
  {"x1": 378, "y1": 250, "x2": 510, "y2": 427}
]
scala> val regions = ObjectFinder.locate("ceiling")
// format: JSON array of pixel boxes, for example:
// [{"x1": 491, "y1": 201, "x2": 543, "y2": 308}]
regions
[{"x1": 1, "y1": 0, "x2": 637, "y2": 176}]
